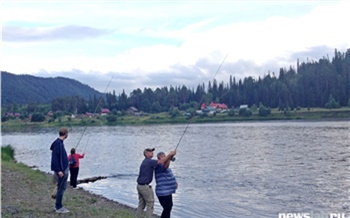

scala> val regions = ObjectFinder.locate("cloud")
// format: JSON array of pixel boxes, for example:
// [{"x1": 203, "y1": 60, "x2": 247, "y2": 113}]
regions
[
  {"x1": 2, "y1": 1, "x2": 350, "y2": 95},
  {"x1": 3, "y1": 25, "x2": 112, "y2": 42},
  {"x1": 288, "y1": 46, "x2": 336, "y2": 63}
]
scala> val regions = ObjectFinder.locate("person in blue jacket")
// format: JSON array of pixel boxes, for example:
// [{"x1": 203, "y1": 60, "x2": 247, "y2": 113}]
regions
[{"x1": 50, "y1": 127, "x2": 70, "y2": 213}]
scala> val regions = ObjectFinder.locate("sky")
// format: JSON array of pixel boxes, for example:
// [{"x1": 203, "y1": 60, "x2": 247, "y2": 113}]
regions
[{"x1": 1, "y1": 0, "x2": 350, "y2": 95}]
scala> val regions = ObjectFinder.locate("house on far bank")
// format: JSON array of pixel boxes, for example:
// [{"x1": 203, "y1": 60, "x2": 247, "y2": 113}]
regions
[
  {"x1": 85, "y1": 112, "x2": 94, "y2": 117},
  {"x1": 101, "y1": 108, "x2": 110, "y2": 115},
  {"x1": 127, "y1": 106, "x2": 138, "y2": 115},
  {"x1": 201, "y1": 102, "x2": 228, "y2": 111},
  {"x1": 239, "y1": 104, "x2": 248, "y2": 109},
  {"x1": 209, "y1": 102, "x2": 228, "y2": 110},
  {"x1": 6, "y1": 112, "x2": 21, "y2": 118}
]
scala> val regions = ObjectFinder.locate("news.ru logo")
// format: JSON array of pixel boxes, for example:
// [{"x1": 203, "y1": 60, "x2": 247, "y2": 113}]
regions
[{"x1": 278, "y1": 212, "x2": 348, "y2": 218}]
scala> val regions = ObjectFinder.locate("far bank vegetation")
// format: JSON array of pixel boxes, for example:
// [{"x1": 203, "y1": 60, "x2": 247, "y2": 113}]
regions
[{"x1": 2, "y1": 49, "x2": 350, "y2": 127}]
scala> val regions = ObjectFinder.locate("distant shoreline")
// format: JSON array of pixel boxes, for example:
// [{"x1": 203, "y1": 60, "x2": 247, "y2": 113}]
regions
[{"x1": 2, "y1": 107, "x2": 349, "y2": 132}]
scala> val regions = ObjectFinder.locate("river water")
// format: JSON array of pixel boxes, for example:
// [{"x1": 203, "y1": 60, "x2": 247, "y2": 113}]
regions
[{"x1": 1, "y1": 121, "x2": 350, "y2": 217}]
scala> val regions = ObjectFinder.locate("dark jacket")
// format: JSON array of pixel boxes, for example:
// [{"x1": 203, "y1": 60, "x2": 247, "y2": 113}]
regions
[{"x1": 50, "y1": 138, "x2": 68, "y2": 173}]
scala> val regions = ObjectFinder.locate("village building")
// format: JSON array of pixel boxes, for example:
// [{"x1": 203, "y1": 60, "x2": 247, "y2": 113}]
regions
[
  {"x1": 101, "y1": 108, "x2": 110, "y2": 115},
  {"x1": 6, "y1": 112, "x2": 21, "y2": 118},
  {"x1": 201, "y1": 102, "x2": 228, "y2": 111},
  {"x1": 127, "y1": 106, "x2": 138, "y2": 115}
]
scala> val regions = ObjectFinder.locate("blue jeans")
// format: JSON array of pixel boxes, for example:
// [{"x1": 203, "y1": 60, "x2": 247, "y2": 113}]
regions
[{"x1": 55, "y1": 168, "x2": 69, "y2": 209}]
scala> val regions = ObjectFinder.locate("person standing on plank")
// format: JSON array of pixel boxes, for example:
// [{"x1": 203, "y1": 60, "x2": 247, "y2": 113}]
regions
[{"x1": 68, "y1": 148, "x2": 85, "y2": 189}]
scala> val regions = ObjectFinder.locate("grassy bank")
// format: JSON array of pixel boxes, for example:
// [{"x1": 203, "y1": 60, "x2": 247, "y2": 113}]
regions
[
  {"x1": 2, "y1": 107, "x2": 349, "y2": 132},
  {"x1": 1, "y1": 145, "x2": 158, "y2": 218}
]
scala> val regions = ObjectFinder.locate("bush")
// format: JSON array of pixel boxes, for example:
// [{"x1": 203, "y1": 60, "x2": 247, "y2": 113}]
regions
[
  {"x1": 228, "y1": 109, "x2": 235, "y2": 116},
  {"x1": 106, "y1": 115, "x2": 117, "y2": 123},
  {"x1": 1, "y1": 116, "x2": 9, "y2": 122},
  {"x1": 239, "y1": 108, "x2": 252, "y2": 117},
  {"x1": 31, "y1": 113, "x2": 45, "y2": 122},
  {"x1": 168, "y1": 107, "x2": 180, "y2": 118},
  {"x1": 259, "y1": 106, "x2": 271, "y2": 116},
  {"x1": 199, "y1": 112, "x2": 208, "y2": 118},
  {"x1": 111, "y1": 109, "x2": 118, "y2": 115},
  {"x1": 325, "y1": 94, "x2": 340, "y2": 109},
  {"x1": 179, "y1": 103, "x2": 190, "y2": 111},
  {"x1": 53, "y1": 111, "x2": 63, "y2": 119},
  {"x1": 1, "y1": 145, "x2": 15, "y2": 162},
  {"x1": 250, "y1": 104, "x2": 257, "y2": 112}
]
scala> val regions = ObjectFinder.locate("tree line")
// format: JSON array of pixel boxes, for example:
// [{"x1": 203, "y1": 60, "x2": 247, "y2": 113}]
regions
[
  {"x1": 102, "y1": 49, "x2": 350, "y2": 113},
  {"x1": 3, "y1": 49, "x2": 350, "y2": 118}
]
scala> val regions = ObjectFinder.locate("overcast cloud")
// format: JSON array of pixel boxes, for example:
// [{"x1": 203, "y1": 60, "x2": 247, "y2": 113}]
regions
[
  {"x1": 3, "y1": 25, "x2": 112, "y2": 42},
  {"x1": 2, "y1": 1, "x2": 349, "y2": 95}
]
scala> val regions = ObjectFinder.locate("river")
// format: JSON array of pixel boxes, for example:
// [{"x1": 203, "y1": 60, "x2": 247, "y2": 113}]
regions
[{"x1": 1, "y1": 121, "x2": 350, "y2": 217}]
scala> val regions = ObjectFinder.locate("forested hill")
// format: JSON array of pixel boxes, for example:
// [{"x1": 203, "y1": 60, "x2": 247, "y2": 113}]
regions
[{"x1": 1, "y1": 71, "x2": 102, "y2": 105}]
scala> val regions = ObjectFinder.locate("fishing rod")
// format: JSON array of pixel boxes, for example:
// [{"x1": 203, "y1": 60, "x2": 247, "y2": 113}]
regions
[
  {"x1": 75, "y1": 76, "x2": 114, "y2": 149},
  {"x1": 171, "y1": 54, "x2": 228, "y2": 161}
]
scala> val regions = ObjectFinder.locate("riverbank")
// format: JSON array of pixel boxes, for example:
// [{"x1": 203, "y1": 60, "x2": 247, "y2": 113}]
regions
[
  {"x1": 1, "y1": 145, "x2": 159, "y2": 218},
  {"x1": 2, "y1": 107, "x2": 350, "y2": 132}
]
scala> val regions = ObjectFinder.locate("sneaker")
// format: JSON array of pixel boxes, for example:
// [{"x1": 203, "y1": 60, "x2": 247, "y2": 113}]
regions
[{"x1": 56, "y1": 207, "x2": 70, "y2": 213}]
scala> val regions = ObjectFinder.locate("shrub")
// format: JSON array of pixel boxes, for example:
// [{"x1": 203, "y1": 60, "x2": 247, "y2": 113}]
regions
[
  {"x1": 31, "y1": 113, "x2": 45, "y2": 122},
  {"x1": 259, "y1": 106, "x2": 270, "y2": 116},
  {"x1": 168, "y1": 107, "x2": 180, "y2": 118},
  {"x1": 325, "y1": 94, "x2": 340, "y2": 109},
  {"x1": 239, "y1": 108, "x2": 252, "y2": 117},
  {"x1": 1, "y1": 145, "x2": 15, "y2": 162},
  {"x1": 106, "y1": 115, "x2": 117, "y2": 123},
  {"x1": 1, "y1": 116, "x2": 9, "y2": 122},
  {"x1": 228, "y1": 109, "x2": 235, "y2": 116}
]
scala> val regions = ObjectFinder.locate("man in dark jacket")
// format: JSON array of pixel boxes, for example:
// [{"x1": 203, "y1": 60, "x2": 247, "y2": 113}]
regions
[{"x1": 50, "y1": 127, "x2": 69, "y2": 213}]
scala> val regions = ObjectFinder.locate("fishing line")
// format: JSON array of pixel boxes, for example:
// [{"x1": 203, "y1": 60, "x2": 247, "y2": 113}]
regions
[
  {"x1": 174, "y1": 122, "x2": 190, "y2": 151},
  {"x1": 75, "y1": 76, "x2": 114, "y2": 149},
  {"x1": 172, "y1": 54, "x2": 228, "y2": 160},
  {"x1": 83, "y1": 136, "x2": 90, "y2": 153}
]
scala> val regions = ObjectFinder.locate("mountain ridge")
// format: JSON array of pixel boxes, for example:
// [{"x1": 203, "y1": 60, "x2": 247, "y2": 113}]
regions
[{"x1": 1, "y1": 71, "x2": 103, "y2": 105}]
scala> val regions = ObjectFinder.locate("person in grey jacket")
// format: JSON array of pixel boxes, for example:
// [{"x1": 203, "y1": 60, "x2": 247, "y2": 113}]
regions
[{"x1": 50, "y1": 127, "x2": 70, "y2": 213}]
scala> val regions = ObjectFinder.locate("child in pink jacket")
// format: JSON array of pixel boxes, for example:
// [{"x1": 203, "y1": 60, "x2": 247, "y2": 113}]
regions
[{"x1": 68, "y1": 148, "x2": 85, "y2": 188}]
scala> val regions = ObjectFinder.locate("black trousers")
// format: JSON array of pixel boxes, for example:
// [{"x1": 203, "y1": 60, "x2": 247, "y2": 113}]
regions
[
  {"x1": 157, "y1": 194, "x2": 173, "y2": 218},
  {"x1": 69, "y1": 167, "x2": 79, "y2": 188}
]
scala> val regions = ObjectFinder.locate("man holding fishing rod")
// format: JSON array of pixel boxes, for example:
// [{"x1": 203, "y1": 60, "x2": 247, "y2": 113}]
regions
[{"x1": 136, "y1": 148, "x2": 176, "y2": 218}]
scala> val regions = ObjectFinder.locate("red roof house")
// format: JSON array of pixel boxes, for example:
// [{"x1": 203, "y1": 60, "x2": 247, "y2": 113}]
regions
[
  {"x1": 101, "y1": 108, "x2": 110, "y2": 114},
  {"x1": 209, "y1": 102, "x2": 228, "y2": 109}
]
